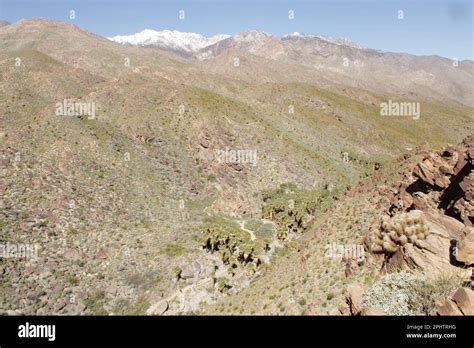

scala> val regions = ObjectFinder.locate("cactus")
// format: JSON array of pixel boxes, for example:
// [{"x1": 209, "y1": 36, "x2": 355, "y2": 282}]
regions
[
  {"x1": 399, "y1": 235, "x2": 408, "y2": 246},
  {"x1": 371, "y1": 211, "x2": 431, "y2": 254}
]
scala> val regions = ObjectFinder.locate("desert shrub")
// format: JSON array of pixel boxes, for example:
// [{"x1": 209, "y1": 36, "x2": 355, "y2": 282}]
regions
[
  {"x1": 140, "y1": 217, "x2": 152, "y2": 229},
  {"x1": 244, "y1": 219, "x2": 262, "y2": 232},
  {"x1": 129, "y1": 294, "x2": 150, "y2": 315},
  {"x1": 160, "y1": 243, "x2": 185, "y2": 257},
  {"x1": 125, "y1": 270, "x2": 160, "y2": 290},
  {"x1": 362, "y1": 271, "x2": 465, "y2": 315},
  {"x1": 84, "y1": 290, "x2": 107, "y2": 315},
  {"x1": 255, "y1": 223, "x2": 277, "y2": 239},
  {"x1": 298, "y1": 298, "x2": 307, "y2": 306},
  {"x1": 362, "y1": 272, "x2": 420, "y2": 315},
  {"x1": 207, "y1": 174, "x2": 217, "y2": 182},
  {"x1": 410, "y1": 272, "x2": 466, "y2": 314}
]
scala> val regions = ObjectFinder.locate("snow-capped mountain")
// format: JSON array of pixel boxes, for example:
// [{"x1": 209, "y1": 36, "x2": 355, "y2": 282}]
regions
[
  {"x1": 107, "y1": 28, "x2": 376, "y2": 64},
  {"x1": 108, "y1": 29, "x2": 366, "y2": 57},
  {"x1": 108, "y1": 29, "x2": 230, "y2": 55}
]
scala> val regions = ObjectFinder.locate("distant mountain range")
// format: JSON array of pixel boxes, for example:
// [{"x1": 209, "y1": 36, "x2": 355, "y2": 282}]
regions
[
  {"x1": 106, "y1": 27, "x2": 474, "y2": 107},
  {"x1": 108, "y1": 29, "x2": 366, "y2": 56}
]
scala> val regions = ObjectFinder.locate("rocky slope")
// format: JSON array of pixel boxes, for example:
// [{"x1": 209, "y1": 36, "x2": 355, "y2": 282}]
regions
[
  {"x1": 0, "y1": 18, "x2": 473, "y2": 315},
  {"x1": 203, "y1": 138, "x2": 473, "y2": 315}
]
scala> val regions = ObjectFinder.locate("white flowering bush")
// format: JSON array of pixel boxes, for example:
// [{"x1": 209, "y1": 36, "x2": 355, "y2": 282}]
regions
[
  {"x1": 362, "y1": 271, "x2": 465, "y2": 315},
  {"x1": 362, "y1": 272, "x2": 423, "y2": 315}
]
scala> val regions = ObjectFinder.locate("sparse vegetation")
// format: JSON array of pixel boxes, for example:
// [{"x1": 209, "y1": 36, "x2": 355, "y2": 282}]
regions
[
  {"x1": 2, "y1": 16, "x2": 472, "y2": 318},
  {"x1": 160, "y1": 243, "x2": 185, "y2": 257}
]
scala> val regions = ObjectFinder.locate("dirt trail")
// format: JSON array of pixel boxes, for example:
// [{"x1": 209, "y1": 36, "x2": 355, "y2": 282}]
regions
[{"x1": 236, "y1": 220, "x2": 256, "y2": 241}]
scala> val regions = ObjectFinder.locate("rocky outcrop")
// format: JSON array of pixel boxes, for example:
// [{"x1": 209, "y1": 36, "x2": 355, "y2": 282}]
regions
[
  {"x1": 456, "y1": 230, "x2": 474, "y2": 266},
  {"x1": 381, "y1": 211, "x2": 473, "y2": 274},
  {"x1": 391, "y1": 135, "x2": 473, "y2": 226},
  {"x1": 339, "y1": 283, "x2": 386, "y2": 316},
  {"x1": 339, "y1": 283, "x2": 365, "y2": 315},
  {"x1": 177, "y1": 260, "x2": 214, "y2": 285},
  {"x1": 371, "y1": 137, "x2": 474, "y2": 276},
  {"x1": 345, "y1": 283, "x2": 364, "y2": 315},
  {"x1": 435, "y1": 287, "x2": 474, "y2": 316}
]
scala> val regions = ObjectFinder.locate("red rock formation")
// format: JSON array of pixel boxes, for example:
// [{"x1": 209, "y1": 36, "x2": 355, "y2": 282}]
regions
[
  {"x1": 435, "y1": 287, "x2": 474, "y2": 316},
  {"x1": 392, "y1": 135, "x2": 473, "y2": 226}
]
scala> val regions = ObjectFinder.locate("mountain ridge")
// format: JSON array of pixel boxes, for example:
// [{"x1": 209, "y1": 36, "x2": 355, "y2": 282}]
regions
[
  {"x1": 1, "y1": 17, "x2": 472, "y2": 316},
  {"x1": 107, "y1": 26, "x2": 473, "y2": 62}
]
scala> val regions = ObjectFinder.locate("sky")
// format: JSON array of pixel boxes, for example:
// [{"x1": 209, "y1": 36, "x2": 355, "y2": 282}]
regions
[{"x1": 0, "y1": 0, "x2": 472, "y2": 60}]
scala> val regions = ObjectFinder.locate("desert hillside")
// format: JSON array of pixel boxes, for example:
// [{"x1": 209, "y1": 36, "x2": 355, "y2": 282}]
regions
[{"x1": 1, "y1": 18, "x2": 472, "y2": 315}]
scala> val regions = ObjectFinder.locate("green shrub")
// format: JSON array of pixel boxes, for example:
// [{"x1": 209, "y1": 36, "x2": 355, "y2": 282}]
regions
[
  {"x1": 207, "y1": 174, "x2": 217, "y2": 182},
  {"x1": 160, "y1": 243, "x2": 185, "y2": 257}
]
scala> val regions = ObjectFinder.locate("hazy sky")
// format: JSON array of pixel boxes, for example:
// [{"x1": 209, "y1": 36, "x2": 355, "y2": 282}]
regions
[{"x1": 1, "y1": 0, "x2": 472, "y2": 60}]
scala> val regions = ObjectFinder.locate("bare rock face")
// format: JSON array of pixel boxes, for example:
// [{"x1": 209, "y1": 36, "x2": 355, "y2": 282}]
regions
[
  {"x1": 372, "y1": 137, "x2": 474, "y2": 276},
  {"x1": 435, "y1": 297, "x2": 464, "y2": 315},
  {"x1": 391, "y1": 136, "x2": 473, "y2": 226},
  {"x1": 339, "y1": 283, "x2": 386, "y2": 316},
  {"x1": 384, "y1": 212, "x2": 473, "y2": 274},
  {"x1": 451, "y1": 287, "x2": 474, "y2": 315},
  {"x1": 435, "y1": 287, "x2": 474, "y2": 316},
  {"x1": 341, "y1": 283, "x2": 365, "y2": 315},
  {"x1": 456, "y1": 230, "x2": 474, "y2": 266}
]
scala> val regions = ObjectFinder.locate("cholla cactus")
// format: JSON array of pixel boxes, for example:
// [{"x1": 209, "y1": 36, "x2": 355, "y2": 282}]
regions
[{"x1": 371, "y1": 211, "x2": 430, "y2": 254}]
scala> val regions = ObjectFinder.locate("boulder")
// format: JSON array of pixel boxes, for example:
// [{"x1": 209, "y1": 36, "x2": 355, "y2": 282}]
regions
[
  {"x1": 147, "y1": 300, "x2": 169, "y2": 315},
  {"x1": 180, "y1": 265, "x2": 196, "y2": 279},
  {"x1": 53, "y1": 300, "x2": 68, "y2": 312},
  {"x1": 435, "y1": 298, "x2": 463, "y2": 315},
  {"x1": 435, "y1": 287, "x2": 473, "y2": 316},
  {"x1": 451, "y1": 287, "x2": 474, "y2": 315},
  {"x1": 345, "y1": 283, "x2": 365, "y2": 315},
  {"x1": 386, "y1": 212, "x2": 472, "y2": 276},
  {"x1": 456, "y1": 230, "x2": 474, "y2": 266}
]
